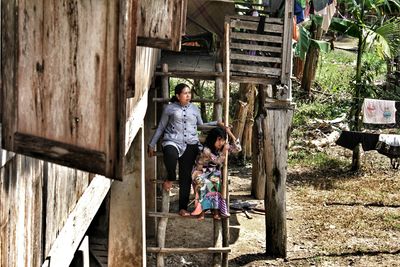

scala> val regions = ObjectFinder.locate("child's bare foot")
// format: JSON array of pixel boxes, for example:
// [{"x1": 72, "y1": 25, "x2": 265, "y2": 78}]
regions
[
  {"x1": 162, "y1": 180, "x2": 173, "y2": 191},
  {"x1": 197, "y1": 211, "x2": 205, "y2": 221},
  {"x1": 213, "y1": 210, "x2": 221, "y2": 220}
]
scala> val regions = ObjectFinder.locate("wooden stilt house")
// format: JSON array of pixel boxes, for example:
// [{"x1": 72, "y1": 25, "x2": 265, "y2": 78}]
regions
[{"x1": 0, "y1": 0, "x2": 294, "y2": 266}]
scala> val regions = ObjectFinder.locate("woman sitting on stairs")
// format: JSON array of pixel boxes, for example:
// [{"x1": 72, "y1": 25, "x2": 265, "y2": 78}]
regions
[
  {"x1": 191, "y1": 127, "x2": 241, "y2": 220},
  {"x1": 148, "y1": 83, "x2": 226, "y2": 217}
]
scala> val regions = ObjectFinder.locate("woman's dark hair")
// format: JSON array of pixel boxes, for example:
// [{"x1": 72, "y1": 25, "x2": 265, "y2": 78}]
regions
[
  {"x1": 170, "y1": 83, "x2": 190, "y2": 102},
  {"x1": 204, "y1": 127, "x2": 227, "y2": 154}
]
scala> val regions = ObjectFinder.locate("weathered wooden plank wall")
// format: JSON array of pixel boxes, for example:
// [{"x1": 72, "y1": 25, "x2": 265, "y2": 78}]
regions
[
  {"x1": 125, "y1": 47, "x2": 160, "y2": 154},
  {"x1": 0, "y1": 153, "x2": 89, "y2": 267},
  {"x1": 137, "y1": 0, "x2": 187, "y2": 51},
  {"x1": 1, "y1": 0, "x2": 123, "y2": 178}
]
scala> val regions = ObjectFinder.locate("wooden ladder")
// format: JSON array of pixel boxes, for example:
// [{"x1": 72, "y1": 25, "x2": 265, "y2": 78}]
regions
[{"x1": 146, "y1": 62, "x2": 231, "y2": 267}]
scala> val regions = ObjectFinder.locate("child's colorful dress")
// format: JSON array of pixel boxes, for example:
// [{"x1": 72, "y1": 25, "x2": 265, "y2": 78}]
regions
[{"x1": 192, "y1": 140, "x2": 241, "y2": 216}]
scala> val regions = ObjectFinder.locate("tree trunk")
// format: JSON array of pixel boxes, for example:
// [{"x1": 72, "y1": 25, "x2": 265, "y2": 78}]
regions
[
  {"x1": 242, "y1": 85, "x2": 256, "y2": 159},
  {"x1": 232, "y1": 100, "x2": 248, "y2": 142},
  {"x1": 301, "y1": 19, "x2": 323, "y2": 96},
  {"x1": 351, "y1": 33, "x2": 364, "y2": 171}
]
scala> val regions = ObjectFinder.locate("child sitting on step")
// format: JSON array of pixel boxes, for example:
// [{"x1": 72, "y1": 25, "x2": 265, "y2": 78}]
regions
[{"x1": 191, "y1": 126, "x2": 241, "y2": 220}]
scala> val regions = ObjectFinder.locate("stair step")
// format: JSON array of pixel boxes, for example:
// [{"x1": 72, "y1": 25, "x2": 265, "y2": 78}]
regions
[
  {"x1": 152, "y1": 125, "x2": 217, "y2": 131},
  {"x1": 153, "y1": 97, "x2": 221, "y2": 104},
  {"x1": 147, "y1": 211, "x2": 229, "y2": 219},
  {"x1": 147, "y1": 247, "x2": 231, "y2": 254},
  {"x1": 151, "y1": 179, "x2": 179, "y2": 184}
]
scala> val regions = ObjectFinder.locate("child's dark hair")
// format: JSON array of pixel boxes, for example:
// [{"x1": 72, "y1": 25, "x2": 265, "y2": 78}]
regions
[
  {"x1": 170, "y1": 83, "x2": 190, "y2": 102},
  {"x1": 204, "y1": 127, "x2": 227, "y2": 154}
]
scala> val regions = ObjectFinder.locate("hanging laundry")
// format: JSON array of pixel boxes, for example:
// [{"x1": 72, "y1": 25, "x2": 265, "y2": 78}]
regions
[
  {"x1": 321, "y1": 0, "x2": 336, "y2": 32},
  {"x1": 294, "y1": 0, "x2": 305, "y2": 23},
  {"x1": 379, "y1": 134, "x2": 400, "y2": 147},
  {"x1": 312, "y1": 0, "x2": 330, "y2": 12},
  {"x1": 362, "y1": 98, "x2": 397, "y2": 124},
  {"x1": 335, "y1": 131, "x2": 379, "y2": 151}
]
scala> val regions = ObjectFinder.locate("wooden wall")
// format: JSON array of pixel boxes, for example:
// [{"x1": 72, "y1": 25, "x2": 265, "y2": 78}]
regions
[
  {"x1": 1, "y1": 0, "x2": 124, "y2": 179},
  {"x1": 137, "y1": 0, "x2": 187, "y2": 51},
  {"x1": 0, "y1": 151, "x2": 89, "y2": 267},
  {"x1": 125, "y1": 46, "x2": 160, "y2": 154}
]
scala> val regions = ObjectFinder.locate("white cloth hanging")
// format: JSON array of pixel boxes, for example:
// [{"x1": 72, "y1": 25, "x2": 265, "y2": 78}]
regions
[{"x1": 362, "y1": 98, "x2": 397, "y2": 124}]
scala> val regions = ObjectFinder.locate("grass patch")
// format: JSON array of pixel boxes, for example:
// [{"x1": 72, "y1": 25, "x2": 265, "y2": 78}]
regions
[
  {"x1": 289, "y1": 150, "x2": 347, "y2": 169},
  {"x1": 383, "y1": 213, "x2": 400, "y2": 230},
  {"x1": 315, "y1": 49, "x2": 356, "y2": 96}
]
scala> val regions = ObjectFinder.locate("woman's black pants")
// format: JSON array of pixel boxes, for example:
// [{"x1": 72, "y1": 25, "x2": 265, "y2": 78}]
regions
[{"x1": 163, "y1": 144, "x2": 199, "y2": 211}]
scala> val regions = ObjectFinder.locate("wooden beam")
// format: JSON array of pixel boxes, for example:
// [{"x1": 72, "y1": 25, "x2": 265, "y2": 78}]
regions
[
  {"x1": 152, "y1": 97, "x2": 222, "y2": 104},
  {"x1": 281, "y1": 0, "x2": 294, "y2": 87},
  {"x1": 147, "y1": 211, "x2": 229, "y2": 219},
  {"x1": 147, "y1": 247, "x2": 231, "y2": 254},
  {"x1": 228, "y1": 15, "x2": 284, "y2": 24},
  {"x1": 13, "y1": 133, "x2": 107, "y2": 177},
  {"x1": 230, "y1": 42, "x2": 282, "y2": 53},
  {"x1": 125, "y1": 91, "x2": 148, "y2": 154},
  {"x1": 144, "y1": 86, "x2": 157, "y2": 238},
  {"x1": 230, "y1": 20, "x2": 283, "y2": 33},
  {"x1": 231, "y1": 32, "x2": 283, "y2": 44},
  {"x1": 155, "y1": 71, "x2": 223, "y2": 80},
  {"x1": 230, "y1": 75, "x2": 279, "y2": 85},
  {"x1": 1, "y1": 0, "x2": 17, "y2": 151},
  {"x1": 42, "y1": 176, "x2": 112, "y2": 267},
  {"x1": 231, "y1": 53, "x2": 282, "y2": 64},
  {"x1": 161, "y1": 64, "x2": 169, "y2": 109},
  {"x1": 109, "y1": 128, "x2": 146, "y2": 267},
  {"x1": 0, "y1": 149, "x2": 15, "y2": 168},
  {"x1": 231, "y1": 64, "x2": 281, "y2": 76},
  {"x1": 214, "y1": 63, "x2": 223, "y2": 121}
]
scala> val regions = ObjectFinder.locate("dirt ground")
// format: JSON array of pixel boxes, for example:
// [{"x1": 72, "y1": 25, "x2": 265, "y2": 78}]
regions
[{"x1": 147, "y1": 144, "x2": 400, "y2": 266}]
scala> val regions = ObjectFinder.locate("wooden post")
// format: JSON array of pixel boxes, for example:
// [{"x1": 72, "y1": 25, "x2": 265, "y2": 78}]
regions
[
  {"x1": 252, "y1": 84, "x2": 266, "y2": 199},
  {"x1": 145, "y1": 85, "x2": 157, "y2": 238},
  {"x1": 252, "y1": 114, "x2": 266, "y2": 200},
  {"x1": 264, "y1": 106, "x2": 293, "y2": 257},
  {"x1": 161, "y1": 64, "x2": 169, "y2": 107},
  {"x1": 221, "y1": 21, "x2": 231, "y2": 267},
  {"x1": 214, "y1": 63, "x2": 223, "y2": 121},
  {"x1": 281, "y1": 0, "x2": 294, "y2": 88},
  {"x1": 213, "y1": 62, "x2": 224, "y2": 267},
  {"x1": 108, "y1": 128, "x2": 146, "y2": 266},
  {"x1": 157, "y1": 64, "x2": 169, "y2": 180},
  {"x1": 156, "y1": 190, "x2": 170, "y2": 267}
]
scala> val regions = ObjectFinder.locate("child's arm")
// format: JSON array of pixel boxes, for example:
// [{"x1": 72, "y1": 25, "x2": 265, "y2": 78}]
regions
[{"x1": 225, "y1": 127, "x2": 242, "y2": 154}]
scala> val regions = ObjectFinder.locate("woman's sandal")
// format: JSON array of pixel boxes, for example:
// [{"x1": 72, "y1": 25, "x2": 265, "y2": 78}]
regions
[
  {"x1": 162, "y1": 180, "x2": 173, "y2": 192},
  {"x1": 179, "y1": 209, "x2": 191, "y2": 217},
  {"x1": 191, "y1": 203, "x2": 203, "y2": 216}
]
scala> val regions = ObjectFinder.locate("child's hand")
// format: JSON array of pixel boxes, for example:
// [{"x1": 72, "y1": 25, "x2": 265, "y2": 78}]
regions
[{"x1": 223, "y1": 143, "x2": 230, "y2": 153}]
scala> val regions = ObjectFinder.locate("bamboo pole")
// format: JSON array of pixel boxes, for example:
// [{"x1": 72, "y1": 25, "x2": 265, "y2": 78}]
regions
[
  {"x1": 221, "y1": 21, "x2": 231, "y2": 267},
  {"x1": 214, "y1": 63, "x2": 223, "y2": 121}
]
